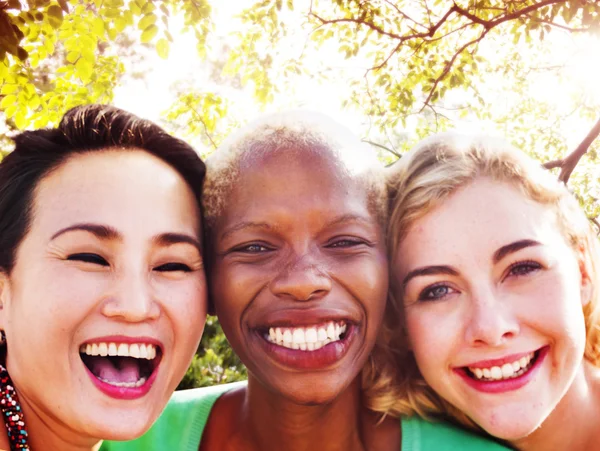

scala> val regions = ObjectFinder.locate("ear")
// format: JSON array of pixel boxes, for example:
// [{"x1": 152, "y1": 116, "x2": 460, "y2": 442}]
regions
[
  {"x1": 0, "y1": 271, "x2": 11, "y2": 329},
  {"x1": 577, "y1": 245, "x2": 593, "y2": 307}
]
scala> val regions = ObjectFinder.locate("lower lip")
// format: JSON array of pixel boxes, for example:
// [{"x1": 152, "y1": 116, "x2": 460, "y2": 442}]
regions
[
  {"x1": 83, "y1": 362, "x2": 160, "y2": 400},
  {"x1": 455, "y1": 346, "x2": 549, "y2": 394},
  {"x1": 257, "y1": 326, "x2": 356, "y2": 371}
]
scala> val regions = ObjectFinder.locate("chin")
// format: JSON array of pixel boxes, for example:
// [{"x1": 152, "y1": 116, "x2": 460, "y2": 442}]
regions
[
  {"x1": 476, "y1": 415, "x2": 541, "y2": 442},
  {"x1": 88, "y1": 412, "x2": 155, "y2": 441}
]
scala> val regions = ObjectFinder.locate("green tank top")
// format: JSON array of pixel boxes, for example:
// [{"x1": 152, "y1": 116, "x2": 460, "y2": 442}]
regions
[{"x1": 101, "y1": 382, "x2": 511, "y2": 451}]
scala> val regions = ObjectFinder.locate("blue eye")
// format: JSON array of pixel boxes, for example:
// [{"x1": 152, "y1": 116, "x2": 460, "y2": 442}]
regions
[
  {"x1": 418, "y1": 284, "x2": 456, "y2": 302},
  {"x1": 154, "y1": 263, "x2": 192, "y2": 272},
  {"x1": 67, "y1": 253, "x2": 109, "y2": 266}
]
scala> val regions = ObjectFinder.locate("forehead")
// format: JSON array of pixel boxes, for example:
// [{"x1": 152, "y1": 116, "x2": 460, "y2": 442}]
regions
[
  {"x1": 220, "y1": 147, "x2": 375, "y2": 228},
  {"x1": 397, "y1": 179, "x2": 561, "y2": 265},
  {"x1": 31, "y1": 150, "x2": 200, "y2": 236}
]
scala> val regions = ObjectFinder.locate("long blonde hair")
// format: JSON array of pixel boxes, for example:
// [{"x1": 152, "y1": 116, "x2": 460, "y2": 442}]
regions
[{"x1": 363, "y1": 132, "x2": 600, "y2": 426}]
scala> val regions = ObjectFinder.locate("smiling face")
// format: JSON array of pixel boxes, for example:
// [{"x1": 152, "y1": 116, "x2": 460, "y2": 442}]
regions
[
  {"x1": 393, "y1": 177, "x2": 590, "y2": 439},
  {"x1": 210, "y1": 148, "x2": 388, "y2": 404},
  {"x1": 0, "y1": 150, "x2": 207, "y2": 441}
]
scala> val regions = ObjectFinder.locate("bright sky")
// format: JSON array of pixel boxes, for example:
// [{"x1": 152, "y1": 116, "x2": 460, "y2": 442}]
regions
[{"x1": 112, "y1": 4, "x2": 600, "y2": 156}]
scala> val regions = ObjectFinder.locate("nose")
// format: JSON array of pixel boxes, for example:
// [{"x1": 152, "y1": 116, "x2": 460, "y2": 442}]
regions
[
  {"x1": 269, "y1": 252, "x2": 332, "y2": 301},
  {"x1": 464, "y1": 288, "x2": 519, "y2": 347},
  {"x1": 101, "y1": 270, "x2": 160, "y2": 322}
]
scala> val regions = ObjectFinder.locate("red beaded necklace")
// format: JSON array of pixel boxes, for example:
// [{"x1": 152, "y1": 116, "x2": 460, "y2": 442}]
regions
[{"x1": 0, "y1": 365, "x2": 29, "y2": 450}]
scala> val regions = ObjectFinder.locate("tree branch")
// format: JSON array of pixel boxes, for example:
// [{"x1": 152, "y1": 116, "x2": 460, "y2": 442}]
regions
[
  {"x1": 362, "y1": 139, "x2": 402, "y2": 159},
  {"x1": 543, "y1": 116, "x2": 600, "y2": 183},
  {"x1": 420, "y1": 30, "x2": 488, "y2": 111}
]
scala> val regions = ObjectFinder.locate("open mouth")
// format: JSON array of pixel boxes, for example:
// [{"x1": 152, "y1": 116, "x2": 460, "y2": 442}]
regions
[
  {"x1": 80, "y1": 342, "x2": 162, "y2": 389},
  {"x1": 464, "y1": 349, "x2": 541, "y2": 382},
  {"x1": 261, "y1": 320, "x2": 349, "y2": 351}
]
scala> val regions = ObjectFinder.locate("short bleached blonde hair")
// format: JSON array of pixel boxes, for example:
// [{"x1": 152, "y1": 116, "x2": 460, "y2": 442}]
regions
[
  {"x1": 363, "y1": 132, "x2": 600, "y2": 427},
  {"x1": 202, "y1": 110, "x2": 387, "y2": 230}
]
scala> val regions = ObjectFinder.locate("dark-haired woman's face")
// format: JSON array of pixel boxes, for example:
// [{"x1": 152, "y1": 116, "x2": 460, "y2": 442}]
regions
[
  {"x1": 211, "y1": 148, "x2": 388, "y2": 404},
  {"x1": 0, "y1": 150, "x2": 207, "y2": 441}
]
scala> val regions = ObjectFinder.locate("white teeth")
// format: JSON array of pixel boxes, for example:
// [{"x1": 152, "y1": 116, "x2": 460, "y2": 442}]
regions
[
  {"x1": 97, "y1": 376, "x2": 147, "y2": 388},
  {"x1": 265, "y1": 321, "x2": 348, "y2": 351},
  {"x1": 305, "y1": 327, "x2": 318, "y2": 343},
  {"x1": 327, "y1": 323, "x2": 336, "y2": 339},
  {"x1": 317, "y1": 328, "x2": 328, "y2": 341},
  {"x1": 468, "y1": 352, "x2": 536, "y2": 381},
  {"x1": 292, "y1": 328, "x2": 305, "y2": 344},
  {"x1": 81, "y1": 342, "x2": 158, "y2": 360}
]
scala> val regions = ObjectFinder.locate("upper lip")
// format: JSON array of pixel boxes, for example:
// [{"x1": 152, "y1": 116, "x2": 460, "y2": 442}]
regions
[
  {"x1": 458, "y1": 347, "x2": 542, "y2": 369},
  {"x1": 80, "y1": 335, "x2": 164, "y2": 350},
  {"x1": 253, "y1": 308, "x2": 359, "y2": 329}
]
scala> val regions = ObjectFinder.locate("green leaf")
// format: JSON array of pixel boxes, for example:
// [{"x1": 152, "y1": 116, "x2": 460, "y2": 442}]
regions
[
  {"x1": 138, "y1": 13, "x2": 156, "y2": 30},
  {"x1": 75, "y1": 58, "x2": 93, "y2": 81},
  {"x1": 0, "y1": 83, "x2": 18, "y2": 94},
  {"x1": 0, "y1": 94, "x2": 17, "y2": 109},
  {"x1": 156, "y1": 37, "x2": 169, "y2": 58},
  {"x1": 47, "y1": 5, "x2": 63, "y2": 28},
  {"x1": 140, "y1": 23, "x2": 158, "y2": 42}
]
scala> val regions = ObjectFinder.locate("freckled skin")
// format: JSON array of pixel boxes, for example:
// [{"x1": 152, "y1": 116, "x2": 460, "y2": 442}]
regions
[
  {"x1": 393, "y1": 178, "x2": 593, "y2": 444},
  {"x1": 0, "y1": 151, "x2": 207, "y2": 450}
]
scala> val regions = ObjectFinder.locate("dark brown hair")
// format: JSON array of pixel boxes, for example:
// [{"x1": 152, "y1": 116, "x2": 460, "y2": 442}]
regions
[{"x1": 0, "y1": 104, "x2": 206, "y2": 273}]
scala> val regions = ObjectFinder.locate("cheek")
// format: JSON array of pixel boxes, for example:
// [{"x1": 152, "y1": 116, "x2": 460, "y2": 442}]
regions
[
  {"x1": 158, "y1": 277, "x2": 208, "y2": 329},
  {"x1": 405, "y1": 308, "x2": 451, "y2": 373}
]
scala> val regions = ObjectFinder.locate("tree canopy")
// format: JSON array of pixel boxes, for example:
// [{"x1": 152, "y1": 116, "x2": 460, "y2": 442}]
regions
[{"x1": 1, "y1": 0, "x2": 599, "y2": 385}]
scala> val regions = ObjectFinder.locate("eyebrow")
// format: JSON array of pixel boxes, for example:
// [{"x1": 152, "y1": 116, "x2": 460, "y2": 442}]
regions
[
  {"x1": 402, "y1": 265, "x2": 459, "y2": 287},
  {"x1": 493, "y1": 239, "x2": 542, "y2": 264},
  {"x1": 51, "y1": 224, "x2": 202, "y2": 252},
  {"x1": 324, "y1": 213, "x2": 376, "y2": 229},
  {"x1": 51, "y1": 223, "x2": 121, "y2": 241},
  {"x1": 220, "y1": 221, "x2": 276, "y2": 241},
  {"x1": 153, "y1": 233, "x2": 202, "y2": 253}
]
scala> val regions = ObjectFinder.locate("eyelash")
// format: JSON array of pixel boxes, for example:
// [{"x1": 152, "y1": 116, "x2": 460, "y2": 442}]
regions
[
  {"x1": 232, "y1": 243, "x2": 273, "y2": 253},
  {"x1": 417, "y1": 283, "x2": 456, "y2": 302},
  {"x1": 505, "y1": 260, "x2": 542, "y2": 278},
  {"x1": 67, "y1": 254, "x2": 192, "y2": 272},
  {"x1": 67, "y1": 253, "x2": 109, "y2": 266},
  {"x1": 416, "y1": 260, "x2": 543, "y2": 302},
  {"x1": 326, "y1": 237, "x2": 368, "y2": 249},
  {"x1": 154, "y1": 263, "x2": 192, "y2": 272}
]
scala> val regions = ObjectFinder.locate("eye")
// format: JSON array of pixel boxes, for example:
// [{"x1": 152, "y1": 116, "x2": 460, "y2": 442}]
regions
[
  {"x1": 154, "y1": 262, "x2": 192, "y2": 272},
  {"x1": 326, "y1": 237, "x2": 368, "y2": 248},
  {"x1": 67, "y1": 253, "x2": 109, "y2": 266},
  {"x1": 232, "y1": 243, "x2": 272, "y2": 253},
  {"x1": 507, "y1": 260, "x2": 542, "y2": 278},
  {"x1": 418, "y1": 283, "x2": 457, "y2": 302}
]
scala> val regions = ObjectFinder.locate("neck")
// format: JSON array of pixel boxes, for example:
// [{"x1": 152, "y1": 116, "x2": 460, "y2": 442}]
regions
[
  {"x1": 512, "y1": 361, "x2": 600, "y2": 451},
  {"x1": 17, "y1": 392, "x2": 101, "y2": 451},
  {"x1": 239, "y1": 375, "x2": 387, "y2": 451}
]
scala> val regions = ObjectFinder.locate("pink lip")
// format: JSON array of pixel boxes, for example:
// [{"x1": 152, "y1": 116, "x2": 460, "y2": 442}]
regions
[
  {"x1": 256, "y1": 324, "x2": 357, "y2": 371},
  {"x1": 255, "y1": 308, "x2": 358, "y2": 329},
  {"x1": 461, "y1": 350, "x2": 537, "y2": 369},
  {"x1": 455, "y1": 346, "x2": 549, "y2": 394},
  {"x1": 80, "y1": 335, "x2": 163, "y2": 400}
]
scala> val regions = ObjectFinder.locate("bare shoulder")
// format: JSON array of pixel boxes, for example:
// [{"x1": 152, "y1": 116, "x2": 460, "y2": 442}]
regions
[{"x1": 199, "y1": 385, "x2": 247, "y2": 451}]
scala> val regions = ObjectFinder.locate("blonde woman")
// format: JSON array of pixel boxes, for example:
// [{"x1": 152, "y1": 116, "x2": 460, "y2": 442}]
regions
[{"x1": 384, "y1": 133, "x2": 600, "y2": 450}]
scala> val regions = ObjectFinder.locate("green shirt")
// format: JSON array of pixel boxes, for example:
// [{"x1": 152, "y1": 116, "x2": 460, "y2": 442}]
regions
[{"x1": 102, "y1": 382, "x2": 511, "y2": 451}]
